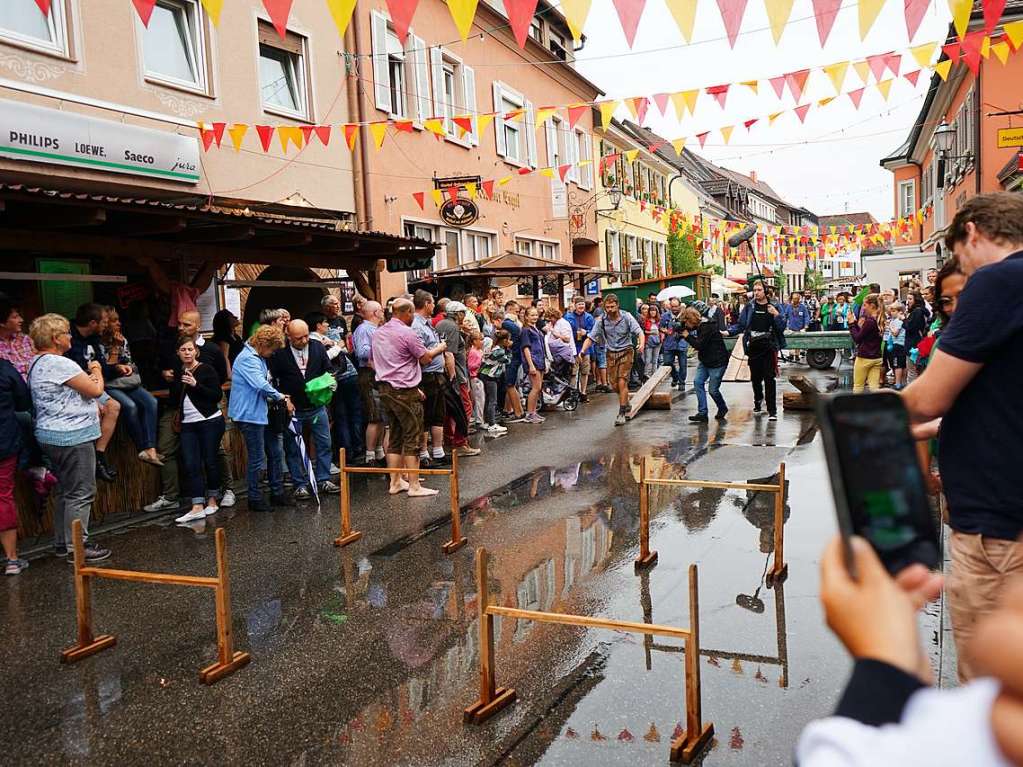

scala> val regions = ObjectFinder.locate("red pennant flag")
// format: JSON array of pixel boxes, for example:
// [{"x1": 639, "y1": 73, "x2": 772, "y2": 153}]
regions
[
  {"x1": 211, "y1": 122, "x2": 227, "y2": 148},
  {"x1": 300, "y1": 126, "x2": 315, "y2": 145},
  {"x1": 314, "y1": 125, "x2": 332, "y2": 145},
  {"x1": 785, "y1": 69, "x2": 810, "y2": 101},
  {"x1": 612, "y1": 0, "x2": 647, "y2": 47},
  {"x1": 810, "y1": 0, "x2": 842, "y2": 46},
  {"x1": 393, "y1": 120, "x2": 415, "y2": 133},
  {"x1": 255, "y1": 125, "x2": 275, "y2": 152},
  {"x1": 716, "y1": 0, "x2": 749, "y2": 48},
  {"x1": 867, "y1": 53, "x2": 889, "y2": 81},
  {"x1": 885, "y1": 53, "x2": 901, "y2": 75},
  {"x1": 199, "y1": 126, "x2": 216, "y2": 152},
  {"x1": 453, "y1": 115, "x2": 474, "y2": 134},
  {"x1": 413, "y1": 192, "x2": 425, "y2": 210},
  {"x1": 34, "y1": 0, "x2": 52, "y2": 15},
  {"x1": 903, "y1": 0, "x2": 929, "y2": 40},
  {"x1": 651, "y1": 93, "x2": 670, "y2": 116},
  {"x1": 446, "y1": 186, "x2": 459, "y2": 203},
  {"x1": 630, "y1": 96, "x2": 650, "y2": 124},
  {"x1": 903, "y1": 69, "x2": 921, "y2": 85},
  {"x1": 567, "y1": 104, "x2": 588, "y2": 128},
  {"x1": 343, "y1": 123, "x2": 359, "y2": 150},
  {"x1": 942, "y1": 42, "x2": 961, "y2": 64},
  {"x1": 600, "y1": 152, "x2": 620, "y2": 173},
  {"x1": 482, "y1": 179, "x2": 495, "y2": 199},
  {"x1": 847, "y1": 88, "x2": 865, "y2": 108},
  {"x1": 558, "y1": 164, "x2": 572, "y2": 181},
  {"x1": 131, "y1": 0, "x2": 158, "y2": 26},
  {"x1": 794, "y1": 104, "x2": 811, "y2": 123},
  {"x1": 385, "y1": 0, "x2": 419, "y2": 43},
  {"x1": 262, "y1": 0, "x2": 294, "y2": 38},
  {"x1": 696, "y1": 131, "x2": 710, "y2": 147},
  {"x1": 769, "y1": 75, "x2": 786, "y2": 99},
  {"x1": 647, "y1": 141, "x2": 664, "y2": 153},
  {"x1": 743, "y1": 117, "x2": 759, "y2": 129},
  {"x1": 960, "y1": 30, "x2": 985, "y2": 74},
  {"x1": 983, "y1": 0, "x2": 1007, "y2": 33},
  {"x1": 517, "y1": 166, "x2": 532, "y2": 175},
  {"x1": 505, "y1": 0, "x2": 541, "y2": 48},
  {"x1": 706, "y1": 84, "x2": 730, "y2": 109}
]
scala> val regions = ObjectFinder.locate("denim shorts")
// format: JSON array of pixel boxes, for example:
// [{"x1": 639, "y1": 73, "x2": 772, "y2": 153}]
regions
[{"x1": 594, "y1": 346, "x2": 607, "y2": 369}]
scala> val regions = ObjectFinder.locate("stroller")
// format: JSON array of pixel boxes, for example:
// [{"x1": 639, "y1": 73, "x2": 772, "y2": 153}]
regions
[{"x1": 540, "y1": 356, "x2": 580, "y2": 412}]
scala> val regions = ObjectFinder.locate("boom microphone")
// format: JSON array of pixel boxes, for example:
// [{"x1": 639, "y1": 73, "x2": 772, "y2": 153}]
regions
[{"x1": 727, "y1": 224, "x2": 758, "y2": 248}]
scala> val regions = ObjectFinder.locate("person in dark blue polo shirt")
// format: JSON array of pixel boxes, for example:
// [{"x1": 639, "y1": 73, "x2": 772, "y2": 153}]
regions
[
  {"x1": 501, "y1": 300, "x2": 525, "y2": 422},
  {"x1": 902, "y1": 193, "x2": 1023, "y2": 682}
]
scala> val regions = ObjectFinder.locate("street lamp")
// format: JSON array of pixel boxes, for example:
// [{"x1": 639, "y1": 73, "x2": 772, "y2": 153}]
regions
[
  {"x1": 933, "y1": 119, "x2": 955, "y2": 154},
  {"x1": 608, "y1": 185, "x2": 623, "y2": 210}
]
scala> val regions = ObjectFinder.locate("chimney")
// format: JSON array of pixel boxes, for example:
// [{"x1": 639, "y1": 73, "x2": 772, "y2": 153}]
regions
[{"x1": 749, "y1": 170, "x2": 758, "y2": 185}]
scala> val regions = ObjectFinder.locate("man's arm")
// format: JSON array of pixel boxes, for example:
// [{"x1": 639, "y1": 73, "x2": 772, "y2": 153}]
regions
[{"x1": 901, "y1": 350, "x2": 983, "y2": 422}]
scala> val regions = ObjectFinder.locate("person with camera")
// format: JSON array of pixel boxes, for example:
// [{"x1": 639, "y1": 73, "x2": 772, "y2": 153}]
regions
[
  {"x1": 658, "y1": 298, "x2": 689, "y2": 390},
  {"x1": 729, "y1": 279, "x2": 786, "y2": 420}
]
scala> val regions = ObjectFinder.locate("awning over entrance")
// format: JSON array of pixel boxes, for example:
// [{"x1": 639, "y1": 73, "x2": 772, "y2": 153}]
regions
[
  {"x1": 0, "y1": 182, "x2": 436, "y2": 273},
  {"x1": 426, "y1": 249, "x2": 614, "y2": 283}
]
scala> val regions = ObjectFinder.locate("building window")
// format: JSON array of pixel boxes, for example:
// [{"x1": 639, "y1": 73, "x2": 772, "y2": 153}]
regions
[
  {"x1": 549, "y1": 29, "x2": 567, "y2": 60},
  {"x1": 386, "y1": 30, "x2": 407, "y2": 118},
  {"x1": 494, "y1": 82, "x2": 533, "y2": 166},
  {"x1": 898, "y1": 180, "x2": 916, "y2": 218},
  {"x1": 143, "y1": 0, "x2": 206, "y2": 92},
  {"x1": 515, "y1": 239, "x2": 533, "y2": 257},
  {"x1": 606, "y1": 230, "x2": 621, "y2": 272},
  {"x1": 577, "y1": 130, "x2": 592, "y2": 190},
  {"x1": 444, "y1": 230, "x2": 461, "y2": 269},
  {"x1": 529, "y1": 17, "x2": 543, "y2": 42},
  {"x1": 403, "y1": 222, "x2": 437, "y2": 277},
  {"x1": 465, "y1": 232, "x2": 493, "y2": 262},
  {"x1": 0, "y1": 0, "x2": 68, "y2": 55},
  {"x1": 539, "y1": 241, "x2": 557, "y2": 260},
  {"x1": 258, "y1": 21, "x2": 309, "y2": 119}
]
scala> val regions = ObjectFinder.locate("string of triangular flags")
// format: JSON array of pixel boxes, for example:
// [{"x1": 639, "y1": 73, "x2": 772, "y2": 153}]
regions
[{"x1": 47, "y1": 0, "x2": 1015, "y2": 54}]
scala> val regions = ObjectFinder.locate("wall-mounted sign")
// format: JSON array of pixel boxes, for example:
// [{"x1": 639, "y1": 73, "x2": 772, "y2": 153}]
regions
[
  {"x1": 997, "y1": 127, "x2": 1023, "y2": 148},
  {"x1": 439, "y1": 198, "x2": 479, "y2": 227},
  {"x1": 0, "y1": 99, "x2": 200, "y2": 184}
]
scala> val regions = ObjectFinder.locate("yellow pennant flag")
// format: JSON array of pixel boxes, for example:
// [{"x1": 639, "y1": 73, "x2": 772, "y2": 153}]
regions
[
  {"x1": 740, "y1": 80, "x2": 759, "y2": 94},
  {"x1": 876, "y1": 79, "x2": 893, "y2": 101},
  {"x1": 672, "y1": 137, "x2": 686, "y2": 155},
  {"x1": 624, "y1": 148, "x2": 640, "y2": 161},
  {"x1": 498, "y1": 175, "x2": 513, "y2": 186},
  {"x1": 447, "y1": 0, "x2": 479, "y2": 40},
  {"x1": 1004, "y1": 20, "x2": 1023, "y2": 49},
  {"x1": 823, "y1": 61, "x2": 849, "y2": 93},
  {"x1": 227, "y1": 123, "x2": 249, "y2": 151},
  {"x1": 597, "y1": 100, "x2": 618, "y2": 129},
  {"x1": 278, "y1": 126, "x2": 304, "y2": 152},
  {"x1": 535, "y1": 107, "x2": 558, "y2": 126},
  {"x1": 764, "y1": 0, "x2": 795, "y2": 44},
  {"x1": 200, "y1": 0, "x2": 224, "y2": 25},
  {"x1": 670, "y1": 90, "x2": 699, "y2": 120},
  {"x1": 768, "y1": 111, "x2": 784, "y2": 124},
  {"x1": 430, "y1": 189, "x2": 444, "y2": 207},
  {"x1": 947, "y1": 0, "x2": 971, "y2": 38},
  {"x1": 540, "y1": 167, "x2": 555, "y2": 178},
  {"x1": 424, "y1": 118, "x2": 446, "y2": 136},
  {"x1": 663, "y1": 0, "x2": 698, "y2": 42},
  {"x1": 477, "y1": 113, "x2": 495, "y2": 134},
  {"x1": 980, "y1": 35, "x2": 991, "y2": 58},
  {"x1": 325, "y1": 0, "x2": 357, "y2": 38},
  {"x1": 934, "y1": 59, "x2": 953, "y2": 81},
  {"x1": 466, "y1": 182, "x2": 478, "y2": 199},
  {"x1": 991, "y1": 40, "x2": 1011, "y2": 65},
  {"x1": 719, "y1": 125, "x2": 733, "y2": 144},
  {"x1": 909, "y1": 42, "x2": 937, "y2": 69},
  {"x1": 369, "y1": 122, "x2": 388, "y2": 149},
  {"x1": 857, "y1": 0, "x2": 885, "y2": 40},
  {"x1": 817, "y1": 96, "x2": 835, "y2": 107},
  {"x1": 853, "y1": 60, "x2": 872, "y2": 85},
  {"x1": 560, "y1": 0, "x2": 592, "y2": 41}
]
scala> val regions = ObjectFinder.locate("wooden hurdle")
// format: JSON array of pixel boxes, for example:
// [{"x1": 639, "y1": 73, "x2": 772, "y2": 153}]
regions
[
  {"x1": 637, "y1": 461, "x2": 788, "y2": 582},
  {"x1": 333, "y1": 448, "x2": 466, "y2": 554},
  {"x1": 464, "y1": 547, "x2": 714, "y2": 763},
  {"x1": 61, "y1": 519, "x2": 250, "y2": 685}
]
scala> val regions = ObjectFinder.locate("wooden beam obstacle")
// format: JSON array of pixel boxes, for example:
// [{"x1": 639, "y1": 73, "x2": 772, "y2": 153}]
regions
[
  {"x1": 626, "y1": 365, "x2": 673, "y2": 420},
  {"x1": 636, "y1": 460, "x2": 788, "y2": 583},
  {"x1": 61, "y1": 519, "x2": 250, "y2": 685},
  {"x1": 333, "y1": 448, "x2": 466, "y2": 554},
  {"x1": 464, "y1": 547, "x2": 714, "y2": 763}
]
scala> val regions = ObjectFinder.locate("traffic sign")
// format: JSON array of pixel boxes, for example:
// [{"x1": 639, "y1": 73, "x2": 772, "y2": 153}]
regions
[{"x1": 997, "y1": 127, "x2": 1023, "y2": 148}]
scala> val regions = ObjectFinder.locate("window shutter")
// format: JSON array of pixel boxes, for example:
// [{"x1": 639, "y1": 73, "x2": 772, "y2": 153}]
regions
[
  {"x1": 409, "y1": 34, "x2": 430, "y2": 128},
  {"x1": 545, "y1": 119, "x2": 558, "y2": 167},
  {"x1": 430, "y1": 46, "x2": 444, "y2": 120},
  {"x1": 578, "y1": 133, "x2": 592, "y2": 190},
  {"x1": 524, "y1": 100, "x2": 537, "y2": 168},
  {"x1": 462, "y1": 65, "x2": 477, "y2": 145},
  {"x1": 605, "y1": 230, "x2": 614, "y2": 271},
  {"x1": 370, "y1": 12, "x2": 391, "y2": 113},
  {"x1": 493, "y1": 82, "x2": 506, "y2": 157},
  {"x1": 565, "y1": 129, "x2": 579, "y2": 183}
]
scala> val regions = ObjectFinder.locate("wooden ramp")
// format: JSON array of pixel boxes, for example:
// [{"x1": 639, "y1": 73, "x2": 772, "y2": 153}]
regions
[
  {"x1": 627, "y1": 365, "x2": 673, "y2": 420},
  {"x1": 723, "y1": 341, "x2": 750, "y2": 383}
]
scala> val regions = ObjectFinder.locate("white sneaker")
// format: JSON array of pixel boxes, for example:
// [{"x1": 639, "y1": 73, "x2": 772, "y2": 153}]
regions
[
  {"x1": 220, "y1": 490, "x2": 236, "y2": 507},
  {"x1": 144, "y1": 495, "x2": 179, "y2": 513},
  {"x1": 489, "y1": 424, "x2": 508, "y2": 434},
  {"x1": 203, "y1": 505, "x2": 219, "y2": 517},
  {"x1": 330, "y1": 463, "x2": 341, "y2": 475},
  {"x1": 175, "y1": 508, "x2": 207, "y2": 523}
]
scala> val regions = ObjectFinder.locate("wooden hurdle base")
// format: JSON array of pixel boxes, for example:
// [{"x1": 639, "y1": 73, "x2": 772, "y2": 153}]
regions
[
  {"x1": 463, "y1": 687, "x2": 517, "y2": 724},
  {"x1": 442, "y1": 536, "x2": 468, "y2": 555},
  {"x1": 634, "y1": 550, "x2": 659, "y2": 571},
  {"x1": 61, "y1": 634, "x2": 117, "y2": 664},
  {"x1": 334, "y1": 530, "x2": 363, "y2": 547},
  {"x1": 199, "y1": 650, "x2": 252, "y2": 685},
  {"x1": 670, "y1": 722, "x2": 715, "y2": 763}
]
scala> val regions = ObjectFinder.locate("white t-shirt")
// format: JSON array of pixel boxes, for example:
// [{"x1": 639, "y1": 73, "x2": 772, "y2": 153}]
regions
[{"x1": 182, "y1": 394, "x2": 223, "y2": 424}]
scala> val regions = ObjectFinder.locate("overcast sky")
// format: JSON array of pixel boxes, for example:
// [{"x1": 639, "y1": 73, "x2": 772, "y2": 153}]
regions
[{"x1": 573, "y1": 0, "x2": 952, "y2": 219}]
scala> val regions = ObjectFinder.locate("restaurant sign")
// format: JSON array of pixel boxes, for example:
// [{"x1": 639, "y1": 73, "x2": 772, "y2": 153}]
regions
[{"x1": 0, "y1": 99, "x2": 200, "y2": 184}]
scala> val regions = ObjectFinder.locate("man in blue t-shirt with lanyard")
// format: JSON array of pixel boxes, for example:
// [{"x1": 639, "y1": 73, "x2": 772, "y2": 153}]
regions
[{"x1": 902, "y1": 193, "x2": 1023, "y2": 683}]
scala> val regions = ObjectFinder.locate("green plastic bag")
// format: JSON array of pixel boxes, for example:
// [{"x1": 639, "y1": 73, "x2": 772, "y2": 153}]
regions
[{"x1": 304, "y1": 372, "x2": 337, "y2": 408}]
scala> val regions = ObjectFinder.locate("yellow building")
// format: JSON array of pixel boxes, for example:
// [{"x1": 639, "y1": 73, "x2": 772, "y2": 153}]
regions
[{"x1": 592, "y1": 119, "x2": 701, "y2": 291}]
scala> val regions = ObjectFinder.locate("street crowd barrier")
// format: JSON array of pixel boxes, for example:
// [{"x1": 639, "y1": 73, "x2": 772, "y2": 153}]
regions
[
  {"x1": 464, "y1": 547, "x2": 714, "y2": 763},
  {"x1": 636, "y1": 459, "x2": 788, "y2": 583},
  {"x1": 333, "y1": 448, "x2": 466, "y2": 554},
  {"x1": 61, "y1": 519, "x2": 250, "y2": 685}
]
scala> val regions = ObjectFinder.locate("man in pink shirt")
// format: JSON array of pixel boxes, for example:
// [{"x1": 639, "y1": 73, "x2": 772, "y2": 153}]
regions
[{"x1": 371, "y1": 298, "x2": 447, "y2": 496}]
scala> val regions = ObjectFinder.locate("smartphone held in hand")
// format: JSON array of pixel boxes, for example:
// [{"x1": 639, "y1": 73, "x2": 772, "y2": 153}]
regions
[{"x1": 817, "y1": 391, "x2": 940, "y2": 577}]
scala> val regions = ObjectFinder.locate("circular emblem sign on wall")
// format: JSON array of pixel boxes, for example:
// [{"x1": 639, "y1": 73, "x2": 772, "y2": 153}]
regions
[{"x1": 439, "y1": 198, "x2": 480, "y2": 227}]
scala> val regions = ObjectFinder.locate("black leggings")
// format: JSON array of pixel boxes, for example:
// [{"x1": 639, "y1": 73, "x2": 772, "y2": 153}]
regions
[{"x1": 748, "y1": 352, "x2": 777, "y2": 415}]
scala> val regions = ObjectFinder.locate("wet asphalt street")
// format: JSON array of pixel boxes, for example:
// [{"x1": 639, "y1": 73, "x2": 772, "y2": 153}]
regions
[{"x1": 1, "y1": 363, "x2": 943, "y2": 766}]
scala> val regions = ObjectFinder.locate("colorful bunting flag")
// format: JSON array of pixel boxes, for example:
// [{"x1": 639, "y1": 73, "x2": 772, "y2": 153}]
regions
[
  {"x1": 466, "y1": 182, "x2": 478, "y2": 198},
  {"x1": 671, "y1": 137, "x2": 686, "y2": 155},
  {"x1": 567, "y1": 103, "x2": 588, "y2": 128},
  {"x1": 664, "y1": 0, "x2": 698, "y2": 41},
  {"x1": 910, "y1": 41, "x2": 938, "y2": 68},
  {"x1": 817, "y1": 96, "x2": 835, "y2": 106},
  {"x1": 853, "y1": 60, "x2": 872, "y2": 85},
  {"x1": 823, "y1": 61, "x2": 849, "y2": 92},
  {"x1": 794, "y1": 104, "x2": 811, "y2": 123},
  {"x1": 262, "y1": 0, "x2": 293, "y2": 38},
  {"x1": 430, "y1": 189, "x2": 443, "y2": 206},
  {"x1": 505, "y1": 0, "x2": 541, "y2": 47},
  {"x1": 446, "y1": 186, "x2": 459, "y2": 202},
  {"x1": 131, "y1": 0, "x2": 158, "y2": 26},
  {"x1": 477, "y1": 114, "x2": 495, "y2": 134},
  {"x1": 810, "y1": 0, "x2": 842, "y2": 46},
  {"x1": 325, "y1": 0, "x2": 357, "y2": 38},
  {"x1": 847, "y1": 88, "x2": 865, "y2": 108},
  {"x1": 696, "y1": 131, "x2": 710, "y2": 147},
  {"x1": 612, "y1": 0, "x2": 647, "y2": 47},
  {"x1": 482, "y1": 179, "x2": 496, "y2": 198},
  {"x1": 561, "y1": 0, "x2": 593, "y2": 41},
  {"x1": 706, "y1": 84, "x2": 730, "y2": 108},
  {"x1": 764, "y1": 0, "x2": 795, "y2": 43},
  {"x1": 934, "y1": 58, "x2": 953, "y2": 80},
  {"x1": 885, "y1": 52, "x2": 902, "y2": 74},
  {"x1": 768, "y1": 76, "x2": 786, "y2": 99},
  {"x1": 625, "y1": 148, "x2": 640, "y2": 161},
  {"x1": 447, "y1": 0, "x2": 480, "y2": 40},
  {"x1": 876, "y1": 78, "x2": 893, "y2": 100},
  {"x1": 942, "y1": 42, "x2": 962, "y2": 63},
  {"x1": 651, "y1": 93, "x2": 671, "y2": 115},
  {"x1": 300, "y1": 125, "x2": 315, "y2": 146},
  {"x1": 278, "y1": 126, "x2": 303, "y2": 152},
  {"x1": 903, "y1": 69, "x2": 921, "y2": 85},
  {"x1": 369, "y1": 122, "x2": 388, "y2": 149},
  {"x1": 903, "y1": 0, "x2": 928, "y2": 40},
  {"x1": 716, "y1": 0, "x2": 749, "y2": 48},
  {"x1": 413, "y1": 192, "x2": 425, "y2": 210},
  {"x1": 991, "y1": 39, "x2": 1011, "y2": 64},
  {"x1": 393, "y1": 119, "x2": 415, "y2": 133},
  {"x1": 626, "y1": 96, "x2": 649, "y2": 123},
  {"x1": 866, "y1": 52, "x2": 889, "y2": 81},
  {"x1": 960, "y1": 30, "x2": 985, "y2": 73},
  {"x1": 740, "y1": 80, "x2": 759, "y2": 94},
  {"x1": 424, "y1": 118, "x2": 446, "y2": 136},
  {"x1": 255, "y1": 125, "x2": 275, "y2": 152},
  {"x1": 1004, "y1": 20, "x2": 1023, "y2": 49},
  {"x1": 198, "y1": 123, "x2": 216, "y2": 152},
  {"x1": 558, "y1": 164, "x2": 573, "y2": 181},
  {"x1": 671, "y1": 90, "x2": 699, "y2": 119},
  {"x1": 719, "y1": 125, "x2": 733, "y2": 143},
  {"x1": 983, "y1": 0, "x2": 1007, "y2": 33},
  {"x1": 743, "y1": 117, "x2": 759, "y2": 129},
  {"x1": 948, "y1": 0, "x2": 972, "y2": 37},
  {"x1": 34, "y1": 0, "x2": 52, "y2": 14},
  {"x1": 227, "y1": 124, "x2": 249, "y2": 151},
  {"x1": 200, "y1": 0, "x2": 224, "y2": 25},
  {"x1": 597, "y1": 100, "x2": 618, "y2": 129},
  {"x1": 343, "y1": 123, "x2": 359, "y2": 150},
  {"x1": 535, "y1": 106, "x2": 559, "y2": 126},
  {"x1": 385, "y1": 0, "x2": 420, "y2": 44},
  {"x1": 453, "y1": 115, "x2": 474, "y2": 135},
  {"x1": 857, "y1": 0, "x2": 885, "y2": 40}
]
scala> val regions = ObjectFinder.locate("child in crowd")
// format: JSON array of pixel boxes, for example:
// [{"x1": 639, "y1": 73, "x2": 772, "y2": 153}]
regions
[
  {"x1": 883, "y1": 303, "x2": 907, "y2": 390},
  {"x1": 479, "y1": 330, "x2": 511, "y2": 436},
  {"x1": 467, "y1": 331, "x2": 485, "y2": 431}
]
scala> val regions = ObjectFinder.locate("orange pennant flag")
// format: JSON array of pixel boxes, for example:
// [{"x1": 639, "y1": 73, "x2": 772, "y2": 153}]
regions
[
  {"x1": 325, "y1": 0, "x2": 358, "y2": 38},
  {"x1": 447, "y1": 0, "x2": 479, "y2": 40},
  {"x1": 227, "y1": 123, "x2": 249, "y2": 151},
  {"x1": 278, "y1": 126, "x2": 304, "y2": 152},
  {"x1": 342, "y1": 123, "x2": 359, "y2": 150},
  {"x1": 567, "y1": 103, "x2": 589, "y2": 128},
  {"x1": 597, "y1": 100, "x2": 618, "y2": 129},
  {"x1": 740, "y1": 79, "x2": 759, "y2": 94},
  {"x1": 817, "y1": 96, "x2": 835, "y2": 106},
  {"x1": 369, "y1": 122, "x2": 388, "y2": 149}
]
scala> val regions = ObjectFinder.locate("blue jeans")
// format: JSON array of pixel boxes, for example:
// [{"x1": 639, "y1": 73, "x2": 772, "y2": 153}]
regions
[
  {"x1": 237, "y1": 421, "x2": 283, "y2": 503},
  {"x1": 661, "y1": 347, "x2": 688, "y2": 386},
  {"x1": 694, "y1": 363, "x2": 727, "y2": 416},
  {"x1": 331, "y1": 376, "x2": 364, "y2": 458},
  {"x1": 594, "y1": 345, "x2": 607, "y2": 369},
  {"x1": 180, "y1": 417, "x2": 225, "y2": 505},
  {"x1": 106, "y1": 386, "x2": 157, "y2": 451},
  {"x1": 283, "y1": 406, "x2": 332, "y2": 489}
]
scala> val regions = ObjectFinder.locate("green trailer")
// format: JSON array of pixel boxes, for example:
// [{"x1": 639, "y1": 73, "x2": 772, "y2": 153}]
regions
[{"x1": 723, "y1": 331, "x2": 853, "y2": 370}]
